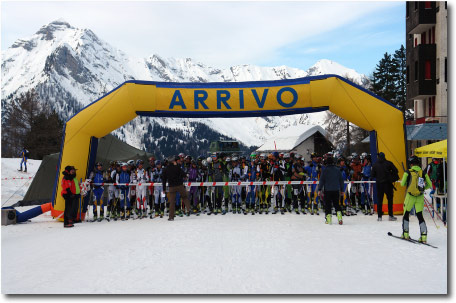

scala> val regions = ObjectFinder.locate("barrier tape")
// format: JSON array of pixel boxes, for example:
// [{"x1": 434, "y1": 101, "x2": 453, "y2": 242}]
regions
[
  {"x1": 1, "y1": 177, "x2": 34, "y2": 180},
  {"x1": 91, "y1": 180, "x2": 377, "y2": 187}
]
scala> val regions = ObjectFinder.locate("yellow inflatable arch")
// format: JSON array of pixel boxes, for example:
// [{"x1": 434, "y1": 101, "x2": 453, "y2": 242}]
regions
[{"x1": 51, "y1": 75, "x2": 407, "y2": 218}]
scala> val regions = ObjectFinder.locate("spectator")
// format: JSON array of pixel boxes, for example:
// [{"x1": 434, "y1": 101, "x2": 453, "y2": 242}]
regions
[
  {"x1": 18, "y1": 147, "x2": 29, "y2": 172},
  {"x1": 162, "y1": 155, "x2": 191, "y2": 221},
  {"x1": 317, "y1": 155, "x2": 344, "y2": 225},
  {"x1": 371, "y1": 152, "x2": 398, "y2": 221},
  {"x1": 61, "y1": 166, "x2": 80, "y2": 228}
]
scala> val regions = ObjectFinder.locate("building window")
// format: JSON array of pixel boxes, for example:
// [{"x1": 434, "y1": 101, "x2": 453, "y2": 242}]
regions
[
  {"x1": 415, "y1": 61, "x2": 418, "y2": 81},
  {"x1": 425, "y1": 1, "x2": 431, "y2": 9},
  {"x1": 425, "y1": 61, "x2": 431, "y2": 80},
  {"x1": 407, "y1": 66, "x2": 410, "y2": 84},
  {"x1": 421, "y1": 32, "x2": 427, "y2": 44}
]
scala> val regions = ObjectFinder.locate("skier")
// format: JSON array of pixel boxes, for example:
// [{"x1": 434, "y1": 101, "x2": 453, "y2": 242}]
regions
[
  {"x1": 89, "y1": 162, "x2": 105, "y2": 221},
  {"x1": 204, "y1": 156, "x2": 215, "y2": 215},
  {"x1": 317, "y1": 155, "x2": 344, "y2": 225},
  {"x1": 230, "y1": 156, "x2": 243, "y2": 214},
  {"x1": 151, "y1": 160, "x2": 165, "y2": 218},
  {"x1": 127, "y1": 160, "x2": 137, "y2": 216},
  {"x1": 360, "y1": 155, "x2": 373, "y2": 215},
  {"x1": 187, "y1": 160, "x2": 200, "y2": 214},
  {"x1": 116, "y1": 162, "x2": 131, "y2": 220},
  {"x1": 258, "y1": 153, "x2": 271, "y2": 214},
  {"x1": 133, "y1": 159, "x2": 149, "y2": 219},
  {"x1": 212, "y1": 153, "x2": 224, "y2": 214},
  {"x1": 18, "y1": 147, "x2": 29, "y2": 172},
  {"x1": 244, "y1": 153, "x2": 258, "y2": 215},
  {"x1": 400, "y1": 156, "x2": 432, "y2": 243},
  {"x1": 305, "y1": 153, "x2": 320, "y2": 215},
  {"x1": 280, "y1": 153, "x2": 293, "y2": 213},
  {"x1": 105, "y1": 161, "x2": 118, "y2": 221},
  {"x1": 291, "y1": 155, "x2": 307, "y2": 214},
  {"x1": 146, "y1": 156, "x2": 156, "y2": 217},
  {"x1": 271, "y1": 153, "x2": 284, "y2": 214},
  {"x1": 349, "y1": 155, "x2": 363, "y2": 212},
  {"x1": 337, "y1": 157, "x2": 351, "y2": 216}
]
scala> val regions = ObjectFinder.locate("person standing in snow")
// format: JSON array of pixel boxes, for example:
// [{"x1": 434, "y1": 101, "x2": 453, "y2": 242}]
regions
[
  {"x1": 61, "y1": 166, "x2": 80, "y2": 228},
  {"x1": 371, "y1": 152, "x2": 398, "y2": 221},
  {"x1": 162, "y1": 155, "x2": 191, "y2": 221},
  {"x1": 18, "y1": 147, "x2": 29, "y2": 172},
  {"x1": 317, "y1": 155, "x2": 344, "y2": 225},
  {"x1": 400, "y1": 156, "x2": 432, "y2": 243}
]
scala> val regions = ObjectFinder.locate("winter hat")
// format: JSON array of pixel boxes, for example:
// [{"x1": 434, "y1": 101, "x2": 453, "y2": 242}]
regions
[{"x1": 377, "y1": 152, "x2": 385, "y2": 160}]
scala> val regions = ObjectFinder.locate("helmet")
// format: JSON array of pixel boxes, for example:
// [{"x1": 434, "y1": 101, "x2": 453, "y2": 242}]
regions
[
  {"x1": 121, "y1": 162, "x2": 128, "y2": 168},
  {"x1": 127, "y1": 160, "x2": 135, "y2": 166},
  {"x1": 311, "y1": 152, "x2": 318, "y2": 158},
  {"x1": 185, "y1": 155, "x2": 192, "y2": 161},
  {"x1": 149, "y1": 156, "x2": 156, "y2": 162},
  {"x1": 207, "y1": 157, "x2": 213, "y2": 163},
  {"x1": 259, "y1": 153, "x2": 266, "y2": 160},
  {"x1": 232, "y1": 156, "x2": 239, "y2": 162},
  {"x1": 226, "y1": 157, "x2": 231, "y2": 162},
  {"x1": 219, "y1": 152, "x2": 226, "y2": 159},
  {"x1": 273, "y1": 152, "x2": 279, "y2": 158},
  {"x1": 325, "y1": 154, "x2": 334, "y2": 165},
  {"x1": 295, "y1": 154, "x2": 302, "y2": 159},
  {"x1": 109, "y1": 161, "x2": 116, "y2": 166},
  {"x1": 250, "y1": 152, "x2": 257, "y2": 159},
  {"x1": 198, "y1": 155, "x2": 205, "y2": 161},
  {"x1": 191, "y1": 160, "x2": 197, "y2": 165},
  {"x1": 240, "y1": 155, "x2": 246, "y2": 160},
  {"x1": 361, "y1": 152, "x2": 368, "y2": 159},
  {"x1": 290, "y1": 152, "x2": 295, "y2": 158},
  {"x1": 178, "y1": 153, "x2": 185, "y2": 158},
  {"x1": 155, "y1": 160, "x2": 162, "y2": 166},
  {"x1": 351, "y1": 152, "x2": 358, "y2": 158},
  {"x1": 283, "y1": 153, "x2": 290, "y2": 159},
  {"x1": 337, "y1": 157, "x2": 346, "y2": 163},
  {"x1": 409, "y1": 155, "x2": 421, "y2": 165},
  {"x1": 365, "y1": 154, "x2": 372, "y2": 162},
  {"x1": 116, "y1": 160, "x2": 123, "y2": 166},
  {"x1": 279, "y1": 152, "x2": 284, "y2": 158},
  {"x1": 211, "y1": 152, "x2": 217, "y2": 158},
  {"x1": 95, "y1": 162, "x2": 103, "y2": 167},
  {"x1": 136, "y1": 159, "x2": 144, "y2": 166},
  {"x1": 202, "y1": 159, "x2": 208, "y2": 167}
]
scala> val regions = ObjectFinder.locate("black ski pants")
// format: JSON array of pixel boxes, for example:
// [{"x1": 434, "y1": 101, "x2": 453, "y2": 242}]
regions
[
  {"x1": 376, "y1": 182, "x2": 394, "y2": 217},
  {"x1": 324, "y1": 191, "x2": 341, "y2": 216},
  {"x1": 64, "y1": 195, "x2": 78, "y2": 225}
]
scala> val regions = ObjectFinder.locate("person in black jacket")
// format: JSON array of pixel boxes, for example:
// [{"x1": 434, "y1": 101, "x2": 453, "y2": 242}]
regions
[
  {"x1": 162, "y1": 155, "x2": 191, "y2": 221},
  {"x1": 317, "y1": 155, "x2": 344, "y2": 225},
  {"x1": 371, "y1": 152, "x2": 398, "y2": 221}
]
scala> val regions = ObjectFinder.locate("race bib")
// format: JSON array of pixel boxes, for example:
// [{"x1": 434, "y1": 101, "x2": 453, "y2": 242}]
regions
[
  {"x1": 161, "y1": 192, "x2": 166, "y2": 198},
  {"x1": 294, "y1": 189, "x2": 299, "y2": 195},
  {"x1": 130, "y1": 190, "x2": 136, "y2": 195}
]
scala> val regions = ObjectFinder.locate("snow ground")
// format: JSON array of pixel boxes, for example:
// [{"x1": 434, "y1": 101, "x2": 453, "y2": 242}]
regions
[
  {"x1": 1, "y1": 158, "x2": 42, "y2": 207},
  {"x1": 1, "y1": 207, "x2": 447, "y2": 294}
]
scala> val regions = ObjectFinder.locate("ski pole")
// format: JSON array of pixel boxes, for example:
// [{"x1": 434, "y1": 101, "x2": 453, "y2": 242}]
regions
[
  {"x1": 424, "y1": 196, "x2": 444, "y2": 225},
  {"x1": 423, "y1": 197, "x2": 440, "y2": 229}
]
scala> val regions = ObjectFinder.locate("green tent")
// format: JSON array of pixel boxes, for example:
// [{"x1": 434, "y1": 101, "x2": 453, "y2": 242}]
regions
[{"x1": 19, "y1": 134, "x2": 154, "y2": 206}]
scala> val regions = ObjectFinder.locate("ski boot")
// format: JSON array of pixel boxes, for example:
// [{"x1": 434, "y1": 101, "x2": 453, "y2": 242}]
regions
[
  {"x1": 92, "y1": 214, "x2": 98, "y2": 222},
  {"x1": 160, "y1": 210, "x2": 164, "y2": 218},
  {"x1": 314, "y1": 208, "x2": 319, "y2": 215},
  {"x1": 126, "y1": 209, "x2": 130, "y2": 220},
  {"x1": 272, "y1": 207, "x2": 278, "y2": 215},
  {"x1": 98, "y1": 214, "x2": 104, "y2": 222},
  {"x1": 401, "y1": 231, "x2": 410, "y2": 240},
  {"x1": 280, "y1": 207, "x2": 285, "y2": 215},
  {"x1": 337, "y1": 211, "x2": 343, "y2": 225},
  {"x1": 105, "y1": 212, "x2": 111, "y2": 222},
  {"x1": 237, "y1": 207, "x2": 242, "y2": 214},
  {"x1": 325, "y1": 214, "x2": 332, "y2": 225},
  {"x1": 120, "y1": 211, "x2": 125, "y2": 221},
  {"x1": 418, "y1": 234, "x2": 427, "y2": 244},
  {"x1": 142, "y1": 210, "x2": 147, "y2": 219}
]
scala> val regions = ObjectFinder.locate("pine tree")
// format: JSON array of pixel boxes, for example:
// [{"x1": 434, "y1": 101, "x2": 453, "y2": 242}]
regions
[{"x1": 392, "y1": 45, "x2": 407, "y2": 112}]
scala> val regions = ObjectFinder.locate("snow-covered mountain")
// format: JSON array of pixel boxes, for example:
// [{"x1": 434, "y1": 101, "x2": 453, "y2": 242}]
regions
[{"x1": 1, "y1": 20, "x2": 368, "y2": 156}]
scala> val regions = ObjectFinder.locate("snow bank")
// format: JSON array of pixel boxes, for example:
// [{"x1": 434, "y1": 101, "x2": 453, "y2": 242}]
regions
[
  {"x1": 1, "y1": 208, "x2": 447, "y2": 294},
  {"x1": 1, "y1": 158, "x2": 42, "y2": 207}
]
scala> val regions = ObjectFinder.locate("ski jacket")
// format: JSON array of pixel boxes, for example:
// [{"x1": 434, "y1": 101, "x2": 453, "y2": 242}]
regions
[
  {"x1": 362, "y1": 164, "x2": 372, "y2": 180},
  {"x1": 244, "y1": 163, "x2": 258, "y2": 182},
  {"x1": 339, "y1": 165, "x2": 350, "y2": 181},
  {"x1": 116, "y1": 170, "x2": 131, "y2": 189},
  {"x1": 305, "y1": 161, "x2": 319, "y2": 180},
  {"x1": 317, "y1": 164, "x2": 344, "y2": 192},
  {"x1": 230, "y1": 166, "x2": 242, "y2": 181},
  {"x1": 212, "y1": 162, "x2": 223, "y2": 182},
  {"x1": 89, "y1": 169, "x2": 104, "y2": 188},
  {"x1": 61, "y1": 170, "x2": 80, "y2": 197},
  {"x1": 188, "y1": 167, "x2": 199, "y2": 182},
  {"x1": 350, "y1": 162, "x2": 363, "y2": 181},
  {"x1": 152, "y1": 168, "x2": 163, "y2": 183},
  {"x1": 259, "y1": 162, "x2": 271, "y2": 180},
  {"x1": 134, "y1": 168, "x2": 149, "y2": 183},
  {"x1": 400, "y1": 166, "x2": 432, "y2": 195},
  {"x1": 291, "y1": 163, "x2": 306, "y2": 180}
]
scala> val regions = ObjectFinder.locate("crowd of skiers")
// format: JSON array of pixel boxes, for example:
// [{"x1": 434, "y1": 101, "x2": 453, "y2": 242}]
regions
[{"x1": 83, "y1": 151, "x2": 377, "y2": 223}]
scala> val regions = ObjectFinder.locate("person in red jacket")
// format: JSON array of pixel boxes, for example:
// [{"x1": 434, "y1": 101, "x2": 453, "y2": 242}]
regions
[{"x1": 61, "y1": 165, "x2": 81, "y2": 227}]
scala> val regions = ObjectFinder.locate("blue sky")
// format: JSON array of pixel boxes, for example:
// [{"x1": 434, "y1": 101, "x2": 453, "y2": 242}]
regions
[{"x1": 1, "y1": 1, "x2": 405, "y2": 76}]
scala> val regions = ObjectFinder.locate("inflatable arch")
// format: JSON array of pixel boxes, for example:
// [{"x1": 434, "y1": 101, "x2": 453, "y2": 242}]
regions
[{"x1": 51, "y1": 75, "x2": 407, "y2": 218}]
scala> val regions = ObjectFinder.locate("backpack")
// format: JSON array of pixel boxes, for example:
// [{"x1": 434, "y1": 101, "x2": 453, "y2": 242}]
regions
[
  {"x1": 24, "y1": 149, "x2": 30, "y2": 158},
  {"x1": 406, "y1": 169, "x2": 426, "y2": 196},
  {"x1": 388, "y1": 161, "x2": 400, "y2": 182}
]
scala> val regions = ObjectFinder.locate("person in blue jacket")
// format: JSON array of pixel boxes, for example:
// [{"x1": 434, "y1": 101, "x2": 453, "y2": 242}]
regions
[
  {"x1": 19, "y1": 147, "x2": 29, "y2": 172},
  {"x1": 360, "y1": 155, "x2": 373, "y2": 215},
  {"x1": 89, "y1": 162, "x2": 105, "y2": 221},
  {"x1": 116, "y1": 162, "x2": 131, "y2": 220}
]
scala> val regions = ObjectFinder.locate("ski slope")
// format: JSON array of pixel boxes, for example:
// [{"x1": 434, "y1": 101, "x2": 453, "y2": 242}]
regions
[
  {"x1": 1, "y1": 158, "x2": 42, "y2": 207},
  {"x1": 1, "y1": 207, "x2": 447, "y2": 294}
]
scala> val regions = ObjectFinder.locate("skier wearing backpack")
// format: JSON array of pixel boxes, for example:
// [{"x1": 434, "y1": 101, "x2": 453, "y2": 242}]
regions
[{"x1": 400, "y1": 156, "x2": 432, "y2": 243}]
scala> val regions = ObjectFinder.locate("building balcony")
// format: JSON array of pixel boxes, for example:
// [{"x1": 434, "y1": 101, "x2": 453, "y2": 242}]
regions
[
  {"x1": 406, "y1": 1, "x2": 436, "y2": 34},
  {"x1": 406, "y1": 44, "x2": 436, "y2": 100},
  {"x1": 405, "y1": 116, "x2": 447, "y2": 125}
]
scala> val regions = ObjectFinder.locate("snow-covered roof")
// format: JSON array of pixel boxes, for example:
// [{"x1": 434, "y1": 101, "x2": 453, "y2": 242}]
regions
[{"x1": 256, "y1": 125, "x2": 327, "y2": 152}]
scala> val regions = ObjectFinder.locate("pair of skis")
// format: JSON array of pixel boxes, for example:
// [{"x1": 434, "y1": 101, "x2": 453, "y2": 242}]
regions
[{"x1": 387, "y1": 232, "x2": 437, "y2": 249}]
